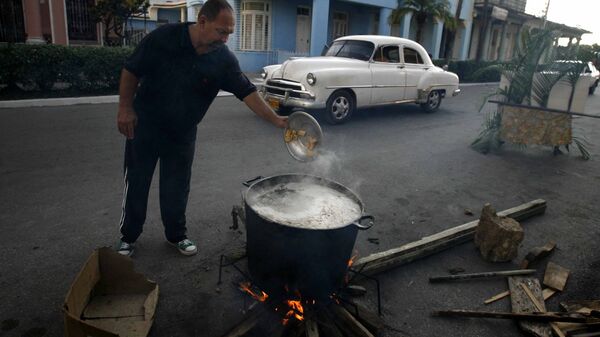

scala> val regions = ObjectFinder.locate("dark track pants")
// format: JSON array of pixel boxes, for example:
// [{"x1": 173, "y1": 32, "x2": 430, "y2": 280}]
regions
[{"x1": 119, "y1": 124, "x2": 196, "y2": 243}]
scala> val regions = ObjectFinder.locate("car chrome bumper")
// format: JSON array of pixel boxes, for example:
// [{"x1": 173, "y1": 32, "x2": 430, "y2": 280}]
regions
[
  {"x1": 259, "y1": 86, "x2": 325, "y2": 110},
  {"x1": 452, "y1": 89, "x2": 461, "y2": 96}
]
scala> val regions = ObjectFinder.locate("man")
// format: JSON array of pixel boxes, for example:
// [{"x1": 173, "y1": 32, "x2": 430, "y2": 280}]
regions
[{"x1": 116, "y1": 0, "x2": 287, "y2": 257}]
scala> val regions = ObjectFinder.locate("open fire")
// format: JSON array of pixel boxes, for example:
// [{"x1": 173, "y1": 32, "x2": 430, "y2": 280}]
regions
[{"x1": 222, "y1": 248, "x2": 384, "y2": 337}]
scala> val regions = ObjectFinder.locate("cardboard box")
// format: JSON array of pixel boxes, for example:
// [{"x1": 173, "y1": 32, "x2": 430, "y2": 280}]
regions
[{"x1": 63, "y1": 247, "x2": 159, "y2": 337}]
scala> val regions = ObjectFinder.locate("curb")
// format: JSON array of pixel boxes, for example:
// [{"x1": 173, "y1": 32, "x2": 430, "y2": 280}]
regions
[
  {"x1": 0, "y1": 90, "x2": 235, "y2": 109},
  {"x1": 0, "y1": 81, "x2": 496, "y2": 109}
]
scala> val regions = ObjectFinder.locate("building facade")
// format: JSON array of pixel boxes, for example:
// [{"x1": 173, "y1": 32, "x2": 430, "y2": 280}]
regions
[{"x1": 1, "y1": 0, "x2": 590, "y2": 72}]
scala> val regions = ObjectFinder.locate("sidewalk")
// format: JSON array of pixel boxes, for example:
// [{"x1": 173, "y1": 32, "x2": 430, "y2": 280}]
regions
[{"x1": 0, "y1": 79, "x2": 497, "y2": 109}]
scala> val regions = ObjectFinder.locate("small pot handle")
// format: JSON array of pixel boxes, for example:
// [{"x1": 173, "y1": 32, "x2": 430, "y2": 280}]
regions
[
  {"x1": 243, "y1": 176, "x2": 264, "y2": 187},
  {"x1": 353, "y1": 214, "x2": 374, "y2": 230}
]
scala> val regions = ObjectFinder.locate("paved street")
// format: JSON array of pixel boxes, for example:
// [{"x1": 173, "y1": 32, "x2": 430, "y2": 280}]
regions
[{"x1": 1, "y1": 85, "x2": 599, "y2": 337}]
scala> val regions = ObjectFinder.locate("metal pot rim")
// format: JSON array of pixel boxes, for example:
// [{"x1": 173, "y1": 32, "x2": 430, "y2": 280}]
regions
[{"x1": 243, "y1": 174, "x2": 366, "y2": 230}]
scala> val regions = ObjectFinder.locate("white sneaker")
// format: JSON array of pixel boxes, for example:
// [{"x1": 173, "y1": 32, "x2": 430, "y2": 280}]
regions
[
  {"x1": 169, "y1": 238, "x2": 197, "y2": 256},
  {"x1": 117, "y1": 240, "x2": 135, "y2": 257}
]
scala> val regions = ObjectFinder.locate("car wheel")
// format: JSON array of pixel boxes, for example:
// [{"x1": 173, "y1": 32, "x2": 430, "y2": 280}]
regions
[
  {"x1": 589, "y1": 83, "x2": 597, "y2": 95},
  {"x1": 420, "y1": 90, "x2": 442, "y2": 113},
  {"x1": 325, "y1": 90, "x2": 355, "y2": 125}
]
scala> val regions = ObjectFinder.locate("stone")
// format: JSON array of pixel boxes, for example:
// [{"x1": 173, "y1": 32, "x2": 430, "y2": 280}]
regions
[{"x1": 474, "y1": 203, "x2": 524, "y2": 262}]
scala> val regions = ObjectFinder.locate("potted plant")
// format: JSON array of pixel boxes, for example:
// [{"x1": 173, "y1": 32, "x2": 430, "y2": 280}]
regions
[{"x1": 471, "y1": 28, "x2": 592, "y2": 159}]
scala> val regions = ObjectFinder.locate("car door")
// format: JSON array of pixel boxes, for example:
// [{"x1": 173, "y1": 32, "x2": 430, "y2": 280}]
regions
[
  {"x1": 369, "y1": 45, "x2": 406, "y2": 104},
  {"x1": 402, "y1": 46, "x2": 429, "y2": 100}
]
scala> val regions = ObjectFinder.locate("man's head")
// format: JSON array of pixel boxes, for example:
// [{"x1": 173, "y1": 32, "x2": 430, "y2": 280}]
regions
[{"x1": 196, "y1": 0, "x2": 234, "y2": 50}]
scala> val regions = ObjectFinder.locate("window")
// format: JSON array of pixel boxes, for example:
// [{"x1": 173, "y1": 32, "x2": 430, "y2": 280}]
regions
[
  {"x1": 325, "y1": 40, "x2": 374, "y2": 61},
  {"x1": 332, "y1": 12, "x2": 348, "y2": 39},
  {"x1": 403, "y1": 47, "x2": 423, "y2": 64},
  {"x1": 373, "y1": 46, "x2": 400, "y2": 63},
  {"x1": 241, "y1": 1, "x2": 271, "y2": 51}
]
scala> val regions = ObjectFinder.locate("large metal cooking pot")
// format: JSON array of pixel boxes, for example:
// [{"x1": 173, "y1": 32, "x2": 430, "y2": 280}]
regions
[{"x1": 242, "y1": 174, "x2": 373, "y2": 301}]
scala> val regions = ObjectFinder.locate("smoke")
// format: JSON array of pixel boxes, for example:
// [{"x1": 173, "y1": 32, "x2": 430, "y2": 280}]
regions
[
  {"x1": 307, "y1": 149, "x2": 341, "y2": 177},
  {"x1": 305, "y1": 147, "x2": 364, "y2": 196}
]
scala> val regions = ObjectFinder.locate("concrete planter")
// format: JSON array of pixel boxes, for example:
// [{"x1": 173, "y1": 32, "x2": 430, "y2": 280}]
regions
[
  {"x1": 499, "y1": 104, "x2": 572, "y2": 146},
  {"x1": 497, "y1": 75, "x2": 592, "y2": 146}
]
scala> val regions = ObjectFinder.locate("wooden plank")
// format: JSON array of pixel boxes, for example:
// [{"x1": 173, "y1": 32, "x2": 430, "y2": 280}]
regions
[
  {"x1": 561, "y1": 301, "x2": 600, "y2": 313},
  {"x1": 354, "y1": 199, "x2": 546, "y2": 276},
  {"x1": 329, "y1": 305, "x2": 375, "y2": 337},
  {"x1": 488, "y1": 100, "x2": 600, "y2": 119},
  {"x1": 430, "y1": 269, "x2": 536, "y2": 283},
  {"x1": 520, "y1": 283, "x2": 566, "y2": 337},
  {"x1": 484, "y1": 288, "x2": 556, "y2": 305},
  {"x1": 485, "y1": 290, "x2": 511, "y2": 304},
  {"x1": 544, "y1": 262, "x2": 570, "y2": 291},
  {"x1": 340, "y1": 301, "x2": 385, "y2": 336},
  {"x1": 433, "y1": 310, "x2": 597, "y2": 323},
  {"x1": 543, "y1": 288, "x2": 557, "y2": 300},
  {"x1": 317, "y1": 313, "x2": 345, "y2": 337},
  {"x1": 305, "y1": 319, "x2": 319, "y2": 337},
  {"x1": 221, "y1": 303, "x2": 267, "y2": 337},
  {"x1": 509, "y1": 276, "x2": 552, "y2": 337}
]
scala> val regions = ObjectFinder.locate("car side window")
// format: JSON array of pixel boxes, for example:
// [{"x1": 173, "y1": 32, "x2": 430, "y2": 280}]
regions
[
  {"x1": 373, "y1": 46, "x2": 400, "y2": 63},
  {"x1": 404, "y1": 47, "x2": 423, "y2": 64}
]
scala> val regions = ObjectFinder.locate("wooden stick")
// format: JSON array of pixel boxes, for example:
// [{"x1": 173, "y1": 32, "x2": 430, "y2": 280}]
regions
[
  {"x1": 433, "y1": 310, "x2": 597, "y2": 323},
  {"x1": 329, "y1": 305, "x2": 375, "y2": 337},
  {"x1": 543, "y1": 288, "x2": 557, "y2": 300},
  {"x1": 484, "y1": 290, "x2": 511, "y2": 304},
  {"x1": 354, "y1": 199, "x2": 547, "y2": 276},
  {"x1": 484, "y1": 288, "x2": 557, "y2": 305},
  {"x1": 305, "y1": 319, "x2": 319, "y2": 337},
  {"x1": 221, "y1": 303, "x2": 266, "y2": 337},
  {"x1": 488, "y1": 100, "x2": 600, "y2": 119},
  {"x1": 430, "y1": 269, "x2": 536, "y2": 283},
  {"x1": 520, "y1": 283, "x2": 566, "y2": 337}
]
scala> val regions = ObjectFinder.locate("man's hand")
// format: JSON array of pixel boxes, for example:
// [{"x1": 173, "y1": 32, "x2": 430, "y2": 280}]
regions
[
  {"x1": 243, "y1": 91, "x2": 288, "y2": 129},
  {"x1": 273, "y1": 115, "x2": 288, "y2": 129},
  {"x1": 117, "y1": 69, "x2": 140, "y2": 139},
  {"x1": 117, "y1": 107, "x2": 137, "y2": 139}
]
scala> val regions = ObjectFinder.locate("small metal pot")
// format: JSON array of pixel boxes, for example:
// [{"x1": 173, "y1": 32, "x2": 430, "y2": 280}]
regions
[{"x1": 242, "y1": 174, "x2": 373, "y2": 301}]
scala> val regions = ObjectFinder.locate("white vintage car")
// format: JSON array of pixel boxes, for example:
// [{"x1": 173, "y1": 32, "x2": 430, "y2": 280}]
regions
[{"x1": 259, "y1": 35, "x2": 460, "y2": 124}]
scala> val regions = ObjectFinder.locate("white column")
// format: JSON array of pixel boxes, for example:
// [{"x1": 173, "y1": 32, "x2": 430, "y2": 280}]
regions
[
  {"x1": 497, "y1": 23, "x2": 507, "y2": 61},
  {"x1": 432, "y1": 18, "x2": 444, "y2": 59},
  {"x1": 459, "y1": 19, "x2": 473, "y2": 60},
  {"x1": 378, "y1": 8, "x2": 392, "y2": 36},
  {"x1": 400, "y1": 12, "x2": 412, "y2": 38}
]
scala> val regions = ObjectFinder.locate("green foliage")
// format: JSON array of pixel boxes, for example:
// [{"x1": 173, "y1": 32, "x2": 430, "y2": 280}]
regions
[
  {"x1": 470, "y1": 109, "x2": 503, "y2": 154},
  {"x1": 91, "y1": 0, "x2": 149, "y2": 46},
  {"x1": 469, "y1": 27, "x2": 592, "y2": 159},
  {"x1": 433, "y1": 59, "x2": 502, "y2": 83},
  {"x1": 390, "y1": 0, "x2": 455, "y2": 42},
  {"x1": 0, "y1": 44, "x2": 132, "y2": 92}
]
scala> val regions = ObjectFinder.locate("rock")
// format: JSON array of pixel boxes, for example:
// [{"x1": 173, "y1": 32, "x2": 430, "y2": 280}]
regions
[{"x1": 474, "y1": 203, "x2": 524, "y2": 262}]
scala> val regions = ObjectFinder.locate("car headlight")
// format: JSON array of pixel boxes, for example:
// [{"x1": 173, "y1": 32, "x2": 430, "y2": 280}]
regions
[
  {"x1": 307, "y1": 73, "x2": 316, "y2": 85},
  {"x1": 260, "y1": 70, "x2": 267, "y2": 79}
]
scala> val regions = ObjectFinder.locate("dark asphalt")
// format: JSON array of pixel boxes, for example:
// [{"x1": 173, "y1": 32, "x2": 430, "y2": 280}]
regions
[{"x1": 1, "y1": 85, "x2": 599, "y2": 337}]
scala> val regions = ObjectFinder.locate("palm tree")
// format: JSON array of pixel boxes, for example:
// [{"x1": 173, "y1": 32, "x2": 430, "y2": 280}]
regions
[{"x1": 389, "y1": 0, "x2": 455, "y2": 44}]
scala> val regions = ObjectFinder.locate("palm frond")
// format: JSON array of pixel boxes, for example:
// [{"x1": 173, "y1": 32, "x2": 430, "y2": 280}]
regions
[
  {"x1": 531, "y1": 69, "x2": 566, "y2": 107},
  {"x1": 471, "y1": 109, "x2": 503, "y2": 154},
  {"x1": 572, "y1": 136, "x2": 591, "y2": 160}
]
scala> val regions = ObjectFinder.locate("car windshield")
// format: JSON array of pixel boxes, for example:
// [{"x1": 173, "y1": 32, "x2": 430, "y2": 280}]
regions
[{"x1": 324, "y1": 40, "x2": 374, "y2": 61}]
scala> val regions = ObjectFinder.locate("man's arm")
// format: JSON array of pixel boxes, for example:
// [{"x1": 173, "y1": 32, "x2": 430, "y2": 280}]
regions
[
  {"x1": 117, "y1": 69, "x2": 139, "y2": 139},
  {"x1": 243, "y1": 91, "x2": 288, "y2": 129}
]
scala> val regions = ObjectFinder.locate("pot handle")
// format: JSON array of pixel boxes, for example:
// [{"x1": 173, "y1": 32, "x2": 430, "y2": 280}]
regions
[
  {"x1": 353, "y1": 214, "x2": 374, "y2": 230},
  {"x1": 243, "y1": 176, "x2": 264, "y2": 187}
]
